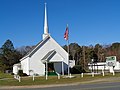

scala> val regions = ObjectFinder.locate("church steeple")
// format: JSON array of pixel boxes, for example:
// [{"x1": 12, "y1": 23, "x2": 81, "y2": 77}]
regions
[{"x1": 43, "y1": 3, "x2": 49, "y2": 39}]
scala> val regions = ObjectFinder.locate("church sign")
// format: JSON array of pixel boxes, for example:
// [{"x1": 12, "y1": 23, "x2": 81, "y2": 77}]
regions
[{"x1": 106, "y1": 56, "x2": 116, "y2": 67}]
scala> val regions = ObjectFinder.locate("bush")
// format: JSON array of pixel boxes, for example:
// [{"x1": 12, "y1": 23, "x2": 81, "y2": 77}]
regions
[
  {"x1": 70, "y1": 65, "x2": 86, "y2": 74},
  {"x1": 17, "y1": 70, "x2": 28, "y2": 76},
  {"x1": 11, "y1": 73, "x2": 14, "y2": 75}
]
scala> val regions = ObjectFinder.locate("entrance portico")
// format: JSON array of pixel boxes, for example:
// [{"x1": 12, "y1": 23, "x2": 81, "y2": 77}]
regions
[{"x1": 41, "y1": 50, "x2": 65, "y2": 76}]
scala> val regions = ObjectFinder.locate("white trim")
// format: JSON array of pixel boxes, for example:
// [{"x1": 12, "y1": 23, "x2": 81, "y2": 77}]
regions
[
  {"x1": 45, "y1": 61, "x2": 48, "y2": 80},
  {"x1": 62, "y1": 61, "x2": 64, "y2": 75}
]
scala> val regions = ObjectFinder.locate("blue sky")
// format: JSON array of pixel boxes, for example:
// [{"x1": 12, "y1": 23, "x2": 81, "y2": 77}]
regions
[{"x1": 0, "y1": 0, "x2": 120, "y2": 48}]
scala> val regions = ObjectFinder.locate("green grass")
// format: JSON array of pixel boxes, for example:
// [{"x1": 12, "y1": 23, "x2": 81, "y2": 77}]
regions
[
  {"x1": 0, "y1": 73, "x2": 120, "y2": 86},
  {"x1": 0, "y1": 72, "x2": 13, "y2": 79}
]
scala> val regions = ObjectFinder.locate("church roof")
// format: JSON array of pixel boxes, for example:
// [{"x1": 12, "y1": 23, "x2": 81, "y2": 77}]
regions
[
  {"x1": 20, "y1": 36, "x2": 50, "y2": 61},
  {"x1": 41, "y1": 50, "x2": 56, "y2": 63}
]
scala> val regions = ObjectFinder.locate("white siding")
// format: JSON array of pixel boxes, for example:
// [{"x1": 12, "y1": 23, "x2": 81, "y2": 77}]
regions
[
  {"x1": 50, "y1": 53, "x2": 63, "y2": 62},
  {"x1": 29, "y1": 37, "x2": 68, "y2": 75},
  {"x1": 50, "y1": 37, "x2": 68, "y2": 64},
  {"x1": 13, "y1": 65, "x2": 20, "y2": 74},
  {"x1": 19, "y1": 36, "x2": 68, "y2": 76},
  {"x1": 30, "y1": 54, "x2": 45, "y2": 76},
  {"x1": 13, "y1": 66, "x2": 17, "y2": 74},
  {"x1": 21, "y1": 57, "x2": 29, "y2": 75}
]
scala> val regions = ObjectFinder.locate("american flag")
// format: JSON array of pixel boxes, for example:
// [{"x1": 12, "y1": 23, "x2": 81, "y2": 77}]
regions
[{"x1": 64, "y1": 26, "x2": 69, "y2": 40}]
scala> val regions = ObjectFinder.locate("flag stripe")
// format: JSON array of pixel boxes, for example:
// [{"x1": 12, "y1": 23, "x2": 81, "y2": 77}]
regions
[{"x1": 64, "y1": 26, "x2": 69, "y2": 40}]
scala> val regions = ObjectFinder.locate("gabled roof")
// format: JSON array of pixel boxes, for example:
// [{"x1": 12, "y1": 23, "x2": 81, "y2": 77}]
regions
[
  {"x1": 13, "y1": 63, "x2": 21, "y2": 66},
  {"x1": 41, "y1": 50, "x2": 56, "y2": 63},
  {"x1": 20, "y1": 36, "x2": 50, "y2": 61}
]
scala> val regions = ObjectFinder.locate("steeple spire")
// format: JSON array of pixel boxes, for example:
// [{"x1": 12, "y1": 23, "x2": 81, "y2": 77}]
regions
[{"x1": 43, "y1": 3, "x2": 49, "y2": 39}]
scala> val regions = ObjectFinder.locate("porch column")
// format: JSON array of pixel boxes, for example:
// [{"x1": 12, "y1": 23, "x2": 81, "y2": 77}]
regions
[
  {"x1": 45, "y1": 61, "x2": 48, "y2": 80},
  {"x1": 62, "y1": 61, "x2": 64, "y2": 75}
]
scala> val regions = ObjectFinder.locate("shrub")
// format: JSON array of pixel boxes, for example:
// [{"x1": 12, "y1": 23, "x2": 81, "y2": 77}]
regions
[
  {"x1": 70, "y1": 65, "x2": 86, "y2": 74},
  {"x1": 11, "y1": 73, "x2": 14, "y2": 75},
  {"x1": 17, "y1": 70, "x2": 28, "y2": 76}
]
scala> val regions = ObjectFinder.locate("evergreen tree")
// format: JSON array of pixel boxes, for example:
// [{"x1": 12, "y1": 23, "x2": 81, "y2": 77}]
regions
[{"x1": 0, "y1": 39, "x2": 22, "y2": 72}]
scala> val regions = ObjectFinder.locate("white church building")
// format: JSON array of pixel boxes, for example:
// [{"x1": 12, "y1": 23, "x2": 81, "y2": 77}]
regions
[{"x1": 13, "y1": 4, "x2": 74, "y2": 76}]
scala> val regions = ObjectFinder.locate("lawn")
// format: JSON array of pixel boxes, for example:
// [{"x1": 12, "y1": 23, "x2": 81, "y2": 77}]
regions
[
  {"x1": 0, "y1": 72, "x2": 13, "y2": 79},
  {"x1": 0, "y1": 72, "x2": 120, "y2": 86}
]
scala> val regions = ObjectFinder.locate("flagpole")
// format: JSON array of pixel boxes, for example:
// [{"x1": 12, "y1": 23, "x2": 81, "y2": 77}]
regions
[
  {"x1": 67, "y1": 37, "x2": 70, "y2": 76},
  {"x1": 67, "y1": 24, "x2": 70, "y2": 76},
  {"x1": 64, "y1": 24, "x2": 70, "y2": 76}
]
